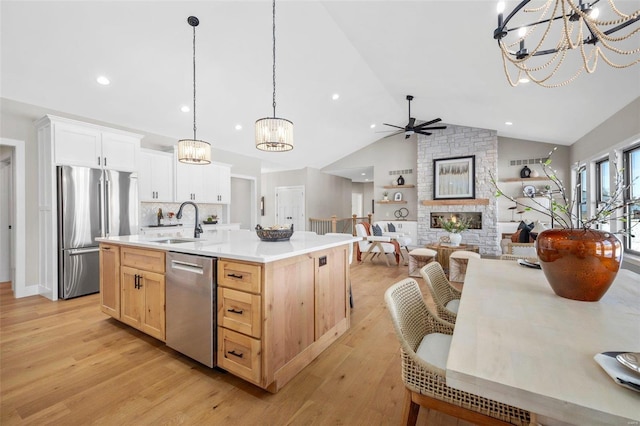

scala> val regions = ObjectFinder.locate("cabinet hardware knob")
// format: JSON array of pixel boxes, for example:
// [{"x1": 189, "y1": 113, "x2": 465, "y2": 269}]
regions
[
  {"x1": 227, "y1": 308, "x2": 243, "y2": 314},
  {"x1": 227, "y1": 273, "x2": 243, "y2": 279},
  {"x1": 227, "y1": 350, "x2": 244, "y2": 358}
]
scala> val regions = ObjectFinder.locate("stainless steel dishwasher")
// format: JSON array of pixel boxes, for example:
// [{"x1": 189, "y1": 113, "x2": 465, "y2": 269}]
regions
[{"x1": 166, "y1": 252, "x2": 216, "y2": 368}]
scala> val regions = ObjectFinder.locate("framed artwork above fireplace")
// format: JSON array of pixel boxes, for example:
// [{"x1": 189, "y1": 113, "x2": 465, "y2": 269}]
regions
[{"x1": 433, "y1": 155, "x2": 475, "y2": 200}]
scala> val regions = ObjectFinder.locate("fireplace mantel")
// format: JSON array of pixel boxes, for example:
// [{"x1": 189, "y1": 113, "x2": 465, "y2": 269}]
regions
[{"x1": 421, "y1": 199, "x2": 490, "y2": 206}]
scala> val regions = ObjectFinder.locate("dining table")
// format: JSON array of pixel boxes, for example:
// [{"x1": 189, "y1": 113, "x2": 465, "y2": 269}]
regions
[{"x1": 446, "y1": 258, "x2": 640, "y2": 425}]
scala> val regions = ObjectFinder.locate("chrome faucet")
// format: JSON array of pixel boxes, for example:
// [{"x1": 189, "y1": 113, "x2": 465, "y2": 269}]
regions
[{"x1": 176, "y1": 201, "x2": 203, "y2": 238}]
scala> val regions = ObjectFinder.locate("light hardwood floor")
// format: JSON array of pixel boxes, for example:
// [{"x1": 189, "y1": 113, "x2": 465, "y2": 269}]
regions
[{"x1": 0, "y1": 260, "x2": 473, "y2": 426}]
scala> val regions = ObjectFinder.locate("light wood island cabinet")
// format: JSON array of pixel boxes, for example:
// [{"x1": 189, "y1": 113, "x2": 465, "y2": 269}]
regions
[
  {"x1": 98, "y1": 237, "x2": 351, "y2": 393},
  {"x1": 217, "y1": 245, "x2": 349, "y2": 392},
  {"x1": 99, "y1": 243, "x2": 120, "y2": 318},
  {"x1": 99, "y1": 244, "x2": 166, "y2": 341}
]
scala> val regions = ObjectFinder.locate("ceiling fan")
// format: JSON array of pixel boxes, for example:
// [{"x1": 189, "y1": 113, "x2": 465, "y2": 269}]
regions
[{"x1": 382, "y1": 95, "x2": 446, "y2": 139}]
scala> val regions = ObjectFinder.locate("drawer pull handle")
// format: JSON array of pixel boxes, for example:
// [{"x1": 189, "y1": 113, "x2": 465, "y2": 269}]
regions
[
  {"x1": 227, "y1": 308, "x2": 244, "y2": 314},
  {"x1": 227, "y1": 273, "x2": 244, "y2": 279},
  {"x1": 227, "y1": 350, "x2": 244, "y2": 359}
]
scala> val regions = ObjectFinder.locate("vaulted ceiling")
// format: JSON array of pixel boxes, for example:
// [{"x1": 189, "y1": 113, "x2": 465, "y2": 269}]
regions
[{"x1": 2, "y1": 1, "x2": 638, "y2": 178}]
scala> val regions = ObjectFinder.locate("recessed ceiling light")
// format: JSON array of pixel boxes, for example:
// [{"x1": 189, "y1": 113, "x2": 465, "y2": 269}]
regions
[
  {"x1": 235, "y1": 124, "x2": 242, "y2": 130},
  {"x1": 519, "y1": 77, "x2": 530, "y2": 84},
  {"x1": 96, "y1": 76, "x2": 110, "y2": 85},
  {"x1": 505, "y1": 121, "x2": 513, "y2": 126},
  {"x1": 180, "y1": 105, "x2": 190, "y2": 113},
  {"x1": 365, "y1": 179, "x2": 369, "y2": 182},
  {"x1": 361, "y1": 172, "x2": 366, "y2": 176},
  {"x1": 332, "y1": 93, "x2": 340, "y2": 100},
  {"x1": 370, "y1": 124, "x2": 376, "y2": 129}
]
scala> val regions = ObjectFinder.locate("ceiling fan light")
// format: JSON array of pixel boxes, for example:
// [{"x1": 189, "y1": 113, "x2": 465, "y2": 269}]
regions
[
  {"x1": 178, "y1": 139, "x2": 211, "y2": 164},
  {"x1": 255, "y1": 117, "x2": 294, "y2": 152}
]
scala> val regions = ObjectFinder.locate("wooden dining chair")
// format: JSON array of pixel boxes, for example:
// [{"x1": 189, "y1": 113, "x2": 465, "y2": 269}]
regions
[
  {"x1": 384, "y1": 278, "x2": 531, "y2": 426},
  {"x1": 419, "y1": 262, "x2": 460, "y2": 324}
]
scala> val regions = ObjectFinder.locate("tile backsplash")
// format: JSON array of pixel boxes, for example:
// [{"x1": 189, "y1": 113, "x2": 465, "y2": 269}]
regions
[{"x1": 140, "y1": 202, "x2": 224, "y2": 227}]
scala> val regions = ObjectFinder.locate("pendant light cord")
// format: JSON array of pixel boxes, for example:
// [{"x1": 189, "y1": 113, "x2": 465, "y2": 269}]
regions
[
  {"x1": 272, "y1": 0, "x2": 277, "y2": 118},
  {"x1": 192, "y1": 22, "x2": 197, "y2": 141}
]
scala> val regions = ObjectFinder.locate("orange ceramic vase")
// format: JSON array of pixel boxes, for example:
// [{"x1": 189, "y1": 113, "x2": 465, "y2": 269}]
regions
[{"x1": 536, "y1": 229, "x2": 622, "y2": 302}]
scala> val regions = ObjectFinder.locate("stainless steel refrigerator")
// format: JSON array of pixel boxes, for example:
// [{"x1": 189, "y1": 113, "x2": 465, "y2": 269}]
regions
[{"x1": 57, "y1": 165, "x2": 138, "y2": 299}]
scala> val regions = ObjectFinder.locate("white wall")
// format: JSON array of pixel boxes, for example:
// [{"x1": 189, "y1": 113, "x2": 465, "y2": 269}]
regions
[{"x1": 323, "y1": 132, "x2": 418, "y2": 220}]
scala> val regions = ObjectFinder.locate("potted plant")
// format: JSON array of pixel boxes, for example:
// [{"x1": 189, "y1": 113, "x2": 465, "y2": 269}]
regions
[
  {"x1": 438, "y1": 216, "x2": 471, "y2": 247},
  {"x1": 490, "y1": 148, "x2": 639, "y2": 301},
  {"x1": 382, "y1": 191, "x2": 389, "y2": 201}
]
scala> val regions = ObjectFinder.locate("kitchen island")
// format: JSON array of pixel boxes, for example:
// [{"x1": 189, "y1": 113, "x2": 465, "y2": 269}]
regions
[{"x1": 97, "y1": 230, "x2": 358, "y2": 393}]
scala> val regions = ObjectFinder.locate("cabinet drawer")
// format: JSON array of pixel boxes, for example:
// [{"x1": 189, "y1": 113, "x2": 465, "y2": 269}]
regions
[
  {"x1": 218, "y1": 260, "x2": 261, "y2": 293},
  {"x1": 218, "y1": 328, "x2": 261, "y2": 385},
  {"x1": 218, "y1": 288, "x2": 261, "y2": 338},
  {"x1": 121, "y1": 247, "x2": 165, "y2": 273}
]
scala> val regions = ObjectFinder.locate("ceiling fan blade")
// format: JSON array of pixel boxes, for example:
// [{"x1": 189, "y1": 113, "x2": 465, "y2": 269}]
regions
[
  {"x1": 414, "y1": 118, "x2": 442, "y2": 128},
  {"x1": 419, "y1": 126, "x2": 447, "y2": 131},
  {"x1": 416, "y1": 130, "x2": 432, "y2": 136},
  {"x1": 408, "y1": 117, "x2": 415, "y2": 128},
  {"x1": 383, "y1": 123, "x2": 404, "y2": 130},
  {"x1": 383, "y1": 130, "x2": 404, "y2": 138}
]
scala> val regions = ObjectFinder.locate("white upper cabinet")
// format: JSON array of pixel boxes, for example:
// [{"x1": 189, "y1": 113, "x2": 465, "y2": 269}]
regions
[
  {"x1": 53, "y1": 122, "x2": 102, "y2": 167},
  {"x1": 210, "y1": 164, "x2": 231, "y2": 203},
  {"x1": 101, "y1": 132, "x2": 139, "y2": 172},
  {"x1": 173, "y1": 148, "x2": 231, "y2": 204},
  {"x1": 44, "y1": 116, "x2": 141, "y2": 171},
  {"x1": 139, "y1": 149, "x2": 174, "y2": 202}
]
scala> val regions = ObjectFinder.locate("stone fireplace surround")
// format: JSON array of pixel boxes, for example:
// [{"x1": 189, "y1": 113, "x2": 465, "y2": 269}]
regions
[{"x1": 416, "y1": 124, "x2": 500, "y2": 256}]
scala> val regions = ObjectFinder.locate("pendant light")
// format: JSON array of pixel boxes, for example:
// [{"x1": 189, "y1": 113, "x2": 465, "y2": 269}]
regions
[
  {"x1": 178, "y1": 16, "x2": 211, "y2": 164},
  {"x1": 255, "y1": 0, "x2": 294, "y2": 152}
]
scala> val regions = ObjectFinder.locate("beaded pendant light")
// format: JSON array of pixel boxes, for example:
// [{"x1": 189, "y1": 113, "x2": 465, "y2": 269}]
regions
[
  {"x1": 178, "y1": 16, "x2": 211, "y2": 164},
  {"x1": 493, "y1": 1, "x2": 640, "y2": 88},
  {"x1": 255, "y1": 0, "x2": 294, "y2": 152}
]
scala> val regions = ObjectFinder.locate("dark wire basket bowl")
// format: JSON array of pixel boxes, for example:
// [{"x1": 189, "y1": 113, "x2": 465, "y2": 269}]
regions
[{"x1": 255, "y1": 224, "x2": 294, "y2": 241}]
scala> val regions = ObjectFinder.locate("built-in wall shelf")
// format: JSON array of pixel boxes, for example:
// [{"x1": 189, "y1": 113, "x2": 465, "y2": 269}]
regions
[
  {"x1": 499, "y1": 177, "x2": 552, "y2": 183},
  {"x1": 383, "y1": 184, "x2": 415, "y2": 189},
  {"x1": 421, "y1": 199, "x2": 490, "y2": 206},
  {"x1": 377, "y1": 200, "x2": 407, "y2": 204}
]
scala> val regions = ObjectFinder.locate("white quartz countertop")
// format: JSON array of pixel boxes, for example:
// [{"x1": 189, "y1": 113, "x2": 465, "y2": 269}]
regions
[{"x1": 97, "y1": 231, "x2": 359, "y2": 263}]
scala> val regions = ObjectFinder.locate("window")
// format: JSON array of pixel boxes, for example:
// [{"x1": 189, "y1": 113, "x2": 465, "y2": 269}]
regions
[
  {"x1": 595, "y1": 159, "x2": 610, "y2": 231},
  {"x1": 577, "y1": 166, "x2": 587, "y2": 225},
  {"x1": 623, "y1": 145, "x2": 640, "y2": 254}
]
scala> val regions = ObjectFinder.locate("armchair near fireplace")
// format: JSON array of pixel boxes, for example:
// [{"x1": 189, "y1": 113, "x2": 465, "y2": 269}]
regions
[{"x1": 355, "y1": 223, "x2": 401, "y2": 266}]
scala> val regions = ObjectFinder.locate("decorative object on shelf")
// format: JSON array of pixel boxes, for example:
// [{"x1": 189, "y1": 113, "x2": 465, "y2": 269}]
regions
[
  {"x1": 523, "y1": 184, "x2": 536, "y2": 197},
  {"x1": 382, "y1": 191, "x2": 389, "y2": 201},
  {"x1": 438, "y1": 216, "x2": 472, "y2": 247},
  {"x1": 394, "y1": 207, "x2": 409, "y2": 220},
  {"x1": 490, "y1": 147, "x2": 639, "y2": 301},
  {"x1": 520, "y1": 165, "x2": 531, "y2": 178},
  {"x1": 397, "y1": 175, "x2": 405, "y2": 186},
  {"x1": 394, "y1": 192, "x2": 403, "y2": 202},
  {"x1": 255, "y1": 0, "x2": 294, "y2": 152},
  {"x1": 508, "y1": 204, "x2": 518, "y2": 221},
  {"x1": 178, "y1": 16, "x2": 211, "y2": 165},
  {"x1": 433, "y1": 155, "x2": 475, "y2": 200},
  {"x1": 530, "y1": 169, "x2": 540, "y2": 178},
  {"x1": 493, "y1": 0, "x2": 640, "y2": 88},
  {"x1": 255, "y1": 224, "x2": 294, "y2": 241}
]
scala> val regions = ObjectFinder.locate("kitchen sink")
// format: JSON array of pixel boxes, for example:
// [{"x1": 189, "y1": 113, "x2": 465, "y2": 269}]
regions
[{"x1": 151, "y1": 238, "x2": 200, "y2": 244}]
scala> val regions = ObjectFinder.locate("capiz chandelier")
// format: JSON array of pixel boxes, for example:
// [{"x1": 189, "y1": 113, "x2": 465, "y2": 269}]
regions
[
  {"x1": 493, "y1": 0, "x2": 640, "y2": 87},
  {"x1": 255, "y1": 0, "x2": 294, "y2": 152}
]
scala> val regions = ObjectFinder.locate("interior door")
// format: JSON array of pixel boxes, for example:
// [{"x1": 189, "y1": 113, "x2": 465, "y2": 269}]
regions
[
  {"x1": 0, "y1": 157, "x2": 12, "y2": 282},
  {"x1": 276, "y1": 186, "x2": 305, "y2": 231}
]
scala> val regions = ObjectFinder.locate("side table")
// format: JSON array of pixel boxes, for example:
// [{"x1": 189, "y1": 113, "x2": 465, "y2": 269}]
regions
[{"x1": 424, "y1": 243, "x2": 479, "y2": 275}]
